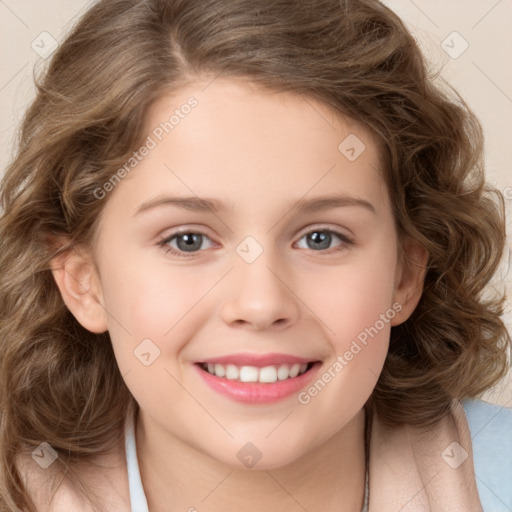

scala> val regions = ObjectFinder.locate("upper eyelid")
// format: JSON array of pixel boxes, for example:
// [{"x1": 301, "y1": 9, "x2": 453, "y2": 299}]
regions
[{"x1": 295, "y1": 224, "x2": 352, "y2": 239}]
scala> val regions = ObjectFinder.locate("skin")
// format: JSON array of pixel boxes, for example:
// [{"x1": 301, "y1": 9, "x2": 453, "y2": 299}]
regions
[{"x1": 52, "y1": 77, "x2": 427, "y2": 512}]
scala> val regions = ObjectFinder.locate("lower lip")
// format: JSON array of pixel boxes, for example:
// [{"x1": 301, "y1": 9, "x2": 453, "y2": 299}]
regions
[{"x1": 194, "y1": 363, "x2": 321, "y2": 404}]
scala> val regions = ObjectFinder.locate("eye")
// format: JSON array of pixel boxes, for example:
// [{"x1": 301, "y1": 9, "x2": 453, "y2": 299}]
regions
[
  {"x1": 295, "y1": 228, "x2": 353, "y2": 253},
  {"x1": 158, "y1": 230, "x2": 215, "y2": 257}
]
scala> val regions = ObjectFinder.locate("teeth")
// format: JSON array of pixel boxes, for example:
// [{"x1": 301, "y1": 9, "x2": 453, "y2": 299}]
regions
[
  {"x1": 259, "y1": 366, "x2": 278, "y2": 383},
  {"x1": 239, "y1": 366, "x2": 259, "y2": 382},
  {"x1": 225, "y1": 364, "x2": 239, "y2": 380},
  {"x1": 202, "y1": 362, "x2": 310, "y2": 382},
  {"x1": 214, "y1": 364, "x2": 225, "y2": 377},
  {"x1": 277, "y1": 365, "x2": 290, "y2": 380},
  {"x1": 289, "y1": 363, "x2": 300, "y2": 378}
]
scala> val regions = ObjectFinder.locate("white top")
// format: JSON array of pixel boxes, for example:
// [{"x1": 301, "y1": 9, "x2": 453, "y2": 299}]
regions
[
  {"x1": 124, "y1": 399, "x2": 512, "y2": 511},
  {"x1": 125, "y1": 411, "x2": 149, "y2": 512}
]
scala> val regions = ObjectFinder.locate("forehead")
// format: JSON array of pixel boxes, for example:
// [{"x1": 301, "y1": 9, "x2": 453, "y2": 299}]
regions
[{"x1": 104, "y1": 78, "x2": 389, "y2": 217}]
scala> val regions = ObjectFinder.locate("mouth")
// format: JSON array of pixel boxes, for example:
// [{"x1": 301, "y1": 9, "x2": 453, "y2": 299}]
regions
[
  {"x1": 193, "y1": 354, "x2": 322, "y2": 404},
  {"x1": 197, "y1": 361, "x2": 314, "y2": 383}
]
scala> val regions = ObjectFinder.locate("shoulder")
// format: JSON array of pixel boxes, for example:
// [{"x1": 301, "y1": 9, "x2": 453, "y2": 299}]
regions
[
  {"x1": 462, "y1": 398, "x2": 512, "y2": 510},
  {"x1": 15, "y1": 442, "x2": 131, "y2": 512}
]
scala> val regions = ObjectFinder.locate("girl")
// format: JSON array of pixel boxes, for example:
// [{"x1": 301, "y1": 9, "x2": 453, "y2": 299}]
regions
[{"x1": 1, "y1": 0, "x2": 511, "y2": 510}]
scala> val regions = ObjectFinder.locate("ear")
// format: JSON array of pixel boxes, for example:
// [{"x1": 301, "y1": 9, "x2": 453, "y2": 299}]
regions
[
  {"x1": 390, "y1": 237, "x2": 429, "y2": 326},
  {"x1": 50, "y1": 245, "x2": 108, "y2": 333}
]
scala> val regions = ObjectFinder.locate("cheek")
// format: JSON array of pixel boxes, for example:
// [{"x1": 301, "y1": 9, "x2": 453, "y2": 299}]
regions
[
  {"x1": 98, "y1": 258, "x2": 213, "y2": 407},
  {"x1": 97, "y1": 247, "x2": 211, "y2": 356},
  {"x1": 312, "y1": 241, "x2": 397, "y2": 341},
  {"x1": 306, "y1": 240, "x2": 397, "y2": 392}
]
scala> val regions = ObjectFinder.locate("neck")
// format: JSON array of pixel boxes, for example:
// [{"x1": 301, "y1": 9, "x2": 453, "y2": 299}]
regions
[{"x1": 136, "y1": 408, "x2": 367, "y2": 512}]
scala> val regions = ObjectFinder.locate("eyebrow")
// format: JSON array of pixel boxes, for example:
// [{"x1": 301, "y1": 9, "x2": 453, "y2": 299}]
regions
[
  {"x1": 295, "y1": 195, "x2": 376, "y2": 215},
  {"x1": 134, "y1": 195, "x2": 225, "y2": 216},
  {"x1": 134, "y1": 194, "x2": 376, "y2": 216}
]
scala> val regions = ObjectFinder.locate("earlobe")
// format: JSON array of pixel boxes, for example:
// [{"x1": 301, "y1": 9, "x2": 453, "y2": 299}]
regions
[
  {"x1": 391, "y1": 238, "x2": 429, "y2": 326},
  {"x1": 51, "y1": 246, "x2": 108, "y2": 334}
]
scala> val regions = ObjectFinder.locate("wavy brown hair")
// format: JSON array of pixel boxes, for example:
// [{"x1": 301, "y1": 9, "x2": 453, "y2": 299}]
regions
[{"x1": 1, "y1": 0, "x2": 510, "y2": 510}]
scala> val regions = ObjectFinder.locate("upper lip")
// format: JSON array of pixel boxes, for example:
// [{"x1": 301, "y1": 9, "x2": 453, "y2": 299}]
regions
[{"x1": 196, "y1": 352, "x2": 319, "y2": 367}]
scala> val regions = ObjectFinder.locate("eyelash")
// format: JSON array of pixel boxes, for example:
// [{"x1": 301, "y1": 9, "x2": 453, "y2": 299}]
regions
[{"x1": 157, "y1": 227, "x2": 354, "y2": 258}]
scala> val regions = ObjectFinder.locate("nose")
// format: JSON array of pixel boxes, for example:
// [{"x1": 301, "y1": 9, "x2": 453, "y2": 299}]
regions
[{"x1": 220, "y1": 251, "x2": 300, "y2": 331}]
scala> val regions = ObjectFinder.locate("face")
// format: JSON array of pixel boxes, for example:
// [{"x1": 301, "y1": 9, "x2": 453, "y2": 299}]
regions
[{"x1": 57, "y1": 78, "x2": 425, "y2": 469}]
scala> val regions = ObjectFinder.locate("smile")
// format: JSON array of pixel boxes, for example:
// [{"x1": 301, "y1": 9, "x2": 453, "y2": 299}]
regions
[
  {"x1": 200, "y1": 362, "x2": 311, "y2": 383},
  {"x1": 194, "y1": 353, "x2": 322, "y2": 404}
]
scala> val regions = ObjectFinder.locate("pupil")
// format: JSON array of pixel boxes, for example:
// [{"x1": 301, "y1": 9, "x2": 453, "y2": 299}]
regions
[
  {"x1": 309, "y1": 231, "x2": 330, "y2": 250},
  {"x1": 177, "y1": 233, "x2": 202, "y2": 252}
]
